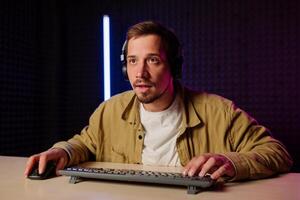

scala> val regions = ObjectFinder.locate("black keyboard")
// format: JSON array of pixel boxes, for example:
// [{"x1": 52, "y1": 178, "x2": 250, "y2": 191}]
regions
[{"x1": 59, "y1": 167, "x2": 216, "y2": 194}]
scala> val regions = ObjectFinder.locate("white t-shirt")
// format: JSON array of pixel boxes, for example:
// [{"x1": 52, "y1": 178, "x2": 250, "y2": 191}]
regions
[{"x1": 140, "y1": 95, "x2": 182, "y2": 166}]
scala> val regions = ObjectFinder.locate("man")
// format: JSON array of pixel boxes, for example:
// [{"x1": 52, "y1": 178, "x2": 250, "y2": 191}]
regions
[{"x1": 24, "y1": 21, "x2": 292, "y2": 181}]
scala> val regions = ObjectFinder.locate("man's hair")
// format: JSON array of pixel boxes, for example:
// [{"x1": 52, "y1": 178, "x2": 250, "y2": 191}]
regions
[{"x1": 123, "y1": 21, "x2": 183, "y2": 79}]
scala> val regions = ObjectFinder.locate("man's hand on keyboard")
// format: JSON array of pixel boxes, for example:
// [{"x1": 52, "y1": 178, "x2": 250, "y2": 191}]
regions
[{"x1": 182, "y1": 153, "x2": 236, "y2": 180}]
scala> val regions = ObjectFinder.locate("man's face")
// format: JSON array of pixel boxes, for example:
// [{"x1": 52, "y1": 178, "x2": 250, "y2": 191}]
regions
[{"x1": 126, "y1": 34, "x2": 173, "y2": 106}]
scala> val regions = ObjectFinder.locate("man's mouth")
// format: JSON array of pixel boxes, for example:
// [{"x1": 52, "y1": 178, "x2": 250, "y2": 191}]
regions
[
  {"x1": 133, "y1": 79, "x2": 154, "y2": 93},
  {"x1": 134, "y1": 84, "x2": 152, "y2": 93}
]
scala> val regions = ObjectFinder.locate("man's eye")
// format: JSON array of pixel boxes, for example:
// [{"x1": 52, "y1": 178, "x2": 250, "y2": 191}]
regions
[
  {"x1": 128, "y1": 58, "x2": 137, "y2": 65},
  {"x1": 148, "y1": 57, "x2": 160, "y2": 64}
]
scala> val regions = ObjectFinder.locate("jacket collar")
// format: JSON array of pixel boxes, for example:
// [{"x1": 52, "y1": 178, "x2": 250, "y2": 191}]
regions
[
  {"x1": 121, "y1": 91, "x2": 141, "y2": 129},
  {"x1": 176, "y1": 82, "x2": 202, "y2": 136}
]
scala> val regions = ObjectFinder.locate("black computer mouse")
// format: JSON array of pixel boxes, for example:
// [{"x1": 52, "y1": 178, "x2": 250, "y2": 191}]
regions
[{"x1": 27, "y1": 161, "x2": 57, "y2": 180}]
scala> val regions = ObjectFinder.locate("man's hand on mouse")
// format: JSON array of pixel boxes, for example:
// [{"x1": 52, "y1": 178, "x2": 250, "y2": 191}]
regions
[
  {"x1": 24, "y1": 148, "x2": 69, "y2": 177},
  {"x1": 182, "y1": 153, "x2": 236, "y2": 180}
]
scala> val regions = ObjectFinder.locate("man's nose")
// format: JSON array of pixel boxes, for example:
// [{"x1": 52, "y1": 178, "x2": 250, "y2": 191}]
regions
[{"x1": 136, "y1": 61, "x2": 149, "y2": 78}]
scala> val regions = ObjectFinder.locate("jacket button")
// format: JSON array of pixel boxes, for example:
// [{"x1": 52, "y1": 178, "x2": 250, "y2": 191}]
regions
[{"x1": 138, "y1": 135, "x2": 143, "y2": 140}]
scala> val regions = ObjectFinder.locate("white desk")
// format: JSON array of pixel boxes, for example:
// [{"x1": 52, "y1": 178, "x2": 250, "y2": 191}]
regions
[{"x1": 0, "y1": 156, "x2": 299, "y2": 200}]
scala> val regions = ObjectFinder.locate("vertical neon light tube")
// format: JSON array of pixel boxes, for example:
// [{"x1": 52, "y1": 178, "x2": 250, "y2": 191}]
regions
[{"x1": 103, "y1": 15, "x2": 111, "y2": 100}]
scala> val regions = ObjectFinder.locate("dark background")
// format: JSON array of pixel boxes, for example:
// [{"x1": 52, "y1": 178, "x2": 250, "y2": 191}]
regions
[{"x1": 0, "y1": 0, "x2": 299, "y2": 171}]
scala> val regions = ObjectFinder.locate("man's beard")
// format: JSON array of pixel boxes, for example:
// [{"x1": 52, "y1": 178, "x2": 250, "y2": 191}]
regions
[
  {"x1": 133, "y1": 78, "x2": 160, "y2": 104},
  {"x1": 136, "y1": 90, "x2": 163, "y2": 104},
  {"x1": 134, "y1": 78, "x2": 170, "y2": 104}
]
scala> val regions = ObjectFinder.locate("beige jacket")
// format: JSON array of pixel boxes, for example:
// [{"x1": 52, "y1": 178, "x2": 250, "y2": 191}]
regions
[{"x1": 53, "y1": 83, "x2": 293, "y2": 181}]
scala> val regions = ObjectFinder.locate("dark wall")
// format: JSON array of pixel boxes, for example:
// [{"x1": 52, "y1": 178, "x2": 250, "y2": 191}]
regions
[
  {"x1": 0, "y1": 0, "x2": 299, "y2": 171},
  {"x1": 0, "y1": 1, "x2": 103, "y2": 155}
]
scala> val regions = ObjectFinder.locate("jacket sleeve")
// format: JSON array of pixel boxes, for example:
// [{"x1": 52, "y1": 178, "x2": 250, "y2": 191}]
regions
[
  {"x1": 52, "y1": 104, "x2": 103, "y2": 166},
  {"x1": 222, "y1": 103, "x2": 293, "y2": 181}
]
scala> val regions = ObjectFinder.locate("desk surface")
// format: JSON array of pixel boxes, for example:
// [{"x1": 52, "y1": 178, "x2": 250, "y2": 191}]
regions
[{"x1": 0, "y1": 156, "x2": 299, "y2": 200}]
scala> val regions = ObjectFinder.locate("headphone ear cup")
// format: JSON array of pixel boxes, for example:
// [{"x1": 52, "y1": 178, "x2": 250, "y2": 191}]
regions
[
  {"x1": 120, "y1": 40, "x2": 128, "y2": 80},
  {"x1": 122, "y1": 64, "x2": 128, "y2": 80}
]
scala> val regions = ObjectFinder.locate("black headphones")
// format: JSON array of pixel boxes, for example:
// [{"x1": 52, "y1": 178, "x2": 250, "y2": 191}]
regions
[{"x1": 120, "y1": 39, "x2": 183, "y2": 80}]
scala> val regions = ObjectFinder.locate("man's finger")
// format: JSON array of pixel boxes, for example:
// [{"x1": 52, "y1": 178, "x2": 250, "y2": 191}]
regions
[
  {"x1": 38, "y1": 154, "x2": 49, "y2": 174},
  {"x1": 183, "y1": 155, "x2": 210, "y2": 176},
  {"x1": 210, "y1": 164, "x2": 227, "y2": 179},
  {"x1": 24, "y1": 156, "x2": 37, "y2": 176},
  {"x1": 182, "y1": 157, "x2": 197, "y2": 176},
  {"x1": 55, "y1": 157, "x2": 67, "y2": 176},
  {"x1": 199, "y1": 156, "x2": 219, "y2": 177},
  {"x1": 188, "y1": 156, "x2": 208, "y2": 176}
]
